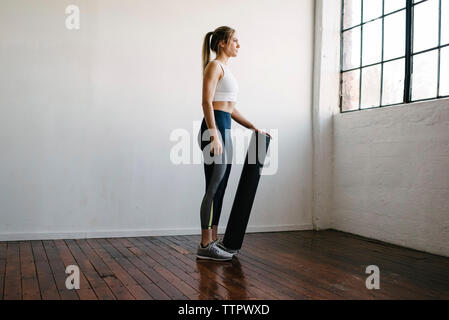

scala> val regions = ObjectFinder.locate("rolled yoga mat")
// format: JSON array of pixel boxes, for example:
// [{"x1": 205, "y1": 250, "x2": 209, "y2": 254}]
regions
[{"x1": 222, "y1": 131, "x2": 271, "y2": 251}]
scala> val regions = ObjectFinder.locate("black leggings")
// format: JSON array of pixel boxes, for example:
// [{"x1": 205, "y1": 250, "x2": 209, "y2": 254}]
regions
[{"x1": 197, "y1": 110, "x2": 233, "y2": 230}]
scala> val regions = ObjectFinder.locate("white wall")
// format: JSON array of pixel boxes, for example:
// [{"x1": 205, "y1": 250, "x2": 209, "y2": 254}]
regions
[
  {"x1": 311, "y1": 0, "x2": 341, "y2": 230},
  {"x1": 316, "y1": 0, "x2": 449, "y2": 257},
  {"x1": 333, "y1": 99, "x2": 449, "y2": 258},
  {"x1": 0, "y1": 0, "x2": 315, "y2": 240}
]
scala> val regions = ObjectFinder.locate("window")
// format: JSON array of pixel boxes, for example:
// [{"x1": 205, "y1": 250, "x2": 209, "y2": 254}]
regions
[{"x1": 340, "y1": 0, "x2": 449, "y2": 113}]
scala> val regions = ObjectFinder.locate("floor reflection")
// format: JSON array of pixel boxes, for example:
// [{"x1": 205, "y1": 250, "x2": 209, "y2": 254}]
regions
[{"x1": 196, "y1": 256, "x2": 250, "y2": 300}]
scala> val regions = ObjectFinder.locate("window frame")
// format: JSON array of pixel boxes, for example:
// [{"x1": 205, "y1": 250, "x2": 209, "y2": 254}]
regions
[{"x1": 339, "y1": 0, "x2": 449, "y2": 113}]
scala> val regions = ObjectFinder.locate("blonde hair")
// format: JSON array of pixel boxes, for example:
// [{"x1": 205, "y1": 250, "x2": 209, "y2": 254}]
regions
[{"x1": 201, "y1": 26, "x2": 235, "y2": 73}]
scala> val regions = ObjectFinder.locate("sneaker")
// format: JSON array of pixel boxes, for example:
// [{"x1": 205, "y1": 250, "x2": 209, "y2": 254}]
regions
[
  {"x1": 196, "y1": 241, "x2": 233, "y2": 261},
  {"x1": 216, "y1": 241, "x2": 239, "y2": 255}
]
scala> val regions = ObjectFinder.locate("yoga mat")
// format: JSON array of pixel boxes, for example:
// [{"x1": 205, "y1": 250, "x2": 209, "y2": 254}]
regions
[{"x1": 222, "y1": 131, "x2": 271, "y2": 250}]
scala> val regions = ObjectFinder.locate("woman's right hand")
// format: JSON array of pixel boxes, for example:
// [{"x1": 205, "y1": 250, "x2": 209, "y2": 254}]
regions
[{"x1": 210, "y1": 136, "x2": 223, "y2": 155}]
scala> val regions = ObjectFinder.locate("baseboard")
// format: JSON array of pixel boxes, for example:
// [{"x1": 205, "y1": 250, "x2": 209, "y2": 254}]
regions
[{"x1": 0, "y1": 224, "x2": 313, "y2": 241}]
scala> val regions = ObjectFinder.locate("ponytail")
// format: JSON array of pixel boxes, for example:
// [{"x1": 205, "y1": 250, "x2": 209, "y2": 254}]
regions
[{"x1": 202, "y1": 31, "x2": 214, "y2": 74}]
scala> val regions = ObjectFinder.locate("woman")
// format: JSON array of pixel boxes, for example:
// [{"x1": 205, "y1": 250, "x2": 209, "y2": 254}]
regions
[{"x1": 197, "y1": 26, "x2": 271, "y2": 261}]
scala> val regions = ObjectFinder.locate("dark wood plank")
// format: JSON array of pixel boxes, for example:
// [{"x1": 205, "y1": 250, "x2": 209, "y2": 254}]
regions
[
  {"x1": 42, "y1": 240, "x2": 82, "y2": 300},
  {"x1": 4, "y1": 242, "x2": 21, "y2": 299},
  {"x1": 30, "y1": 241, "x2": 60, "y2": 300},
  {"x1": 41, "y1": 240, "x2": 79, "y2": 300},
  {"x1": 0, "y1": 242, "x2": 6, "y2": 299},
  {"x1": 19, "y1": 241, "x2": 41, "y2": 300}
]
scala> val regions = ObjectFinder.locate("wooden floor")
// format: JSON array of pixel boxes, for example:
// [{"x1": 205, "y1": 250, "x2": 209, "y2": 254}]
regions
[{"x1": 0, "y1": 230, "x2": 448, "y2": 300}]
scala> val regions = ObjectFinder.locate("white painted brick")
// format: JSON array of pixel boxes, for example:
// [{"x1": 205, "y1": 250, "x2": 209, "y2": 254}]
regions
[{"x1": 333, "y1": 99, "x2": 449, "y2": 257}]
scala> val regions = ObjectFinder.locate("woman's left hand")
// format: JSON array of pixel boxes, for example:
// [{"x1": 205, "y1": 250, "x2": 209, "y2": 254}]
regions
[{"x1": 253, "y1": 127, "x2": 272, "y2": 139}]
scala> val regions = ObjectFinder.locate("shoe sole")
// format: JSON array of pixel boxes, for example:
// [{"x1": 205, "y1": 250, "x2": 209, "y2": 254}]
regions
[{"x1": 196, "y1": 255, "x2": 233, "y2": 261}]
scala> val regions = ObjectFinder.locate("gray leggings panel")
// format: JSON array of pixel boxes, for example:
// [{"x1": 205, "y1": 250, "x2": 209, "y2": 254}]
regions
[
  {"x1": 199, "y1": 154, "x2": 227, "y2": 229},
  {"x1": 198, "y1": 128, "x2": 232, "y2": 229}
]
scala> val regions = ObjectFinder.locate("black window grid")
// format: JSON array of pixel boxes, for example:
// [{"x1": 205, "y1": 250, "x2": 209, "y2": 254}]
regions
[{"x1": 339, "y1": 0, "x2": 449, "y2": 113}]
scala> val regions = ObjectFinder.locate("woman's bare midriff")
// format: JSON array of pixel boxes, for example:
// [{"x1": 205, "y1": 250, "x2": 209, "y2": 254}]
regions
[{"x1": 212, "y1": 101, "x2": 235, "y2": 114}]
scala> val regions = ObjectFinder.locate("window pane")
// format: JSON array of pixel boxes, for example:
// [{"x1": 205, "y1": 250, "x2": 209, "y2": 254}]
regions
[
  {"x1": 343, "y1": 27, "x2": 361, "y2": 70},
  {"x1": 344, "y1": 0, "x2": 362, "y2": 29},
  {"x1": 384, "y1": 0, "x2": 406, "y2": 14},
  {"x1": 411, "y1": 50, "x2": 438, "y2": 100},
  {"x1": 442, "y1": 0, "x2": 449, "y2": 45},
  {"x1": 384, "y1": 10, "x2": 406, "y2": 60},
  {"x1": 440, "y1": 46, "x2": 449, "y2": 96},
  {"x1": 362, "y1": 19, "x2": 382, "y2": 65},
  {"x1": 363, "y1": 0, "x2": 383, "y2": 22},
  {"x1": 342, "y1": 70, "x2": 360, "y2": 111},
  {"x1": 382, "y1": 58, "x2": 405, "y2": 105},
  {"x1": 413, "y1": 0, "x2": 439, "y2": 53},
  {"x1": 361, "y1": 65, "x2": 381, "y2": 108}
]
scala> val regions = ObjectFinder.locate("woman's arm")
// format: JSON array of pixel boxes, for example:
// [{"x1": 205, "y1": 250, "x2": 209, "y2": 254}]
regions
[
  {"x1": 231, "y1": 107, "x2": 272, "y2": 139},
  {"x1": 231, "y1": 108, "x2": 256, "y2": 130},
  {"x1": 202, "y1": 62, "x2": 222, "y2": 139}
]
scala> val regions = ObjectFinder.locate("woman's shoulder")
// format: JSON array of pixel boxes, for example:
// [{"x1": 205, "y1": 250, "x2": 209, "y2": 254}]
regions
[
  {"x1": 209, "y1": 59, "x2": 226, "y2": 70},
  {"x1": 212, "y1": 59, "x2": 224, "y2": 65},
  {"x1": 205, "y1": 59, "x2": 221, "y2": 70},
  {"x1": 205, "y1": 60, "x2": 225, "y2": 79}
]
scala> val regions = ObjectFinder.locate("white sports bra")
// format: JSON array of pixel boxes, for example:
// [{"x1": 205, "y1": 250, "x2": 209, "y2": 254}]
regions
[{"x1": 212, "y1": 60, "x2": 239, "y2": 102}]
